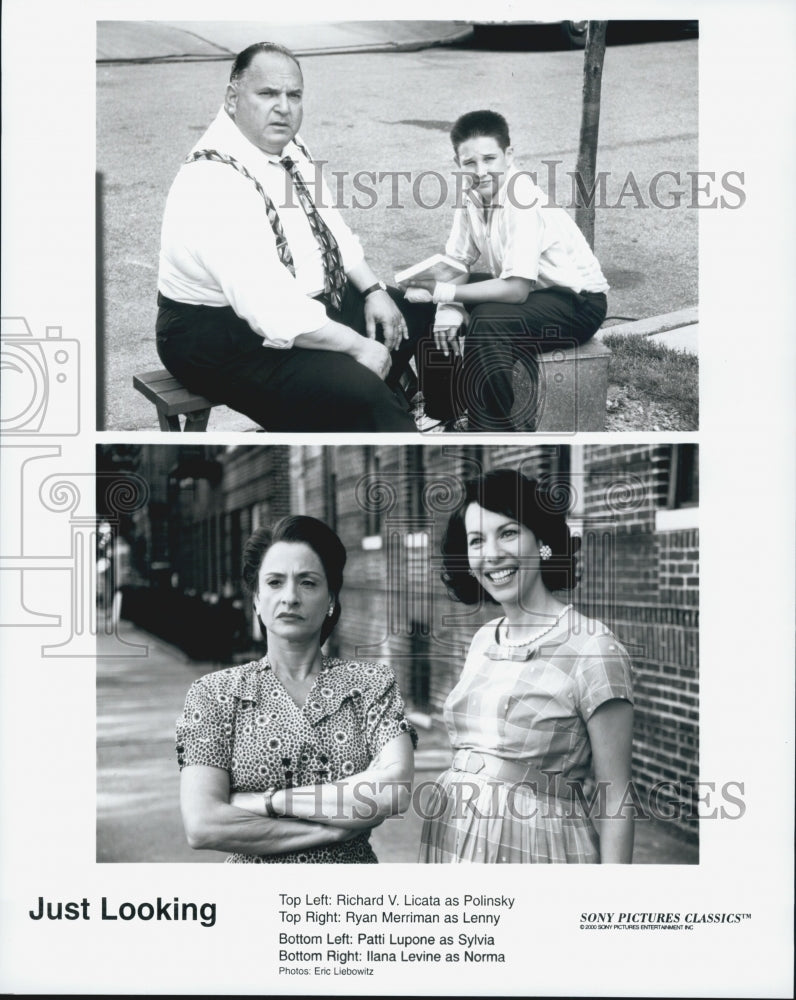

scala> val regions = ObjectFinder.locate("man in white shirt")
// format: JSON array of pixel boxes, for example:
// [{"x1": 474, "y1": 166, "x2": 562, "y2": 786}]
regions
[
  {"x1": 403, "y1": 110, "x2": 609, "y2": 431},
  {"x1": 157, "y1": 41, "x2": 434, "y2": 432}
]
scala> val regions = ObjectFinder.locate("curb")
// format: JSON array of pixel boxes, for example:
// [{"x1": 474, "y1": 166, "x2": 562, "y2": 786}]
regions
[
  {"x1": 97, "y1": 24, "x2": 474, "y2": 65},
  {"x1": 596, "y1": 306, "x2": 698, "y2": 340}
]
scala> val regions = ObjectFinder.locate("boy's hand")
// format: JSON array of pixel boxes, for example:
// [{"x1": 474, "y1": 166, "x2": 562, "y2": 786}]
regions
[
  {"x1": 434, "y1": 325, "x2": 464, "y2": 359},
  {"x1": 403, "y1": 278, "x2": 436, "y2": 294},
  {"x1": 403, "y1": 286, "x2": 433, "y2": 304}
]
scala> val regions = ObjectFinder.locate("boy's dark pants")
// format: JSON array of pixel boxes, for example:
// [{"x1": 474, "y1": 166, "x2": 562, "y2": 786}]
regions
[{"x1": 418, "y1": 281, "x2": 607, "y2": 430}]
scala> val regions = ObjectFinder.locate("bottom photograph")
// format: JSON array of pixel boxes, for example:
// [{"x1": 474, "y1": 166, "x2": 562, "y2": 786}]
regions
[{"x1": 96, "y1": 443, "x2": 699, "y2": 865}]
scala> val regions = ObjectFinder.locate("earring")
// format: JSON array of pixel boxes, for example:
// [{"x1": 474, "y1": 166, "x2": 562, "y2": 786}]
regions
[
  {"x1": 467, "y1": 569, "x2": 475, "y2": 576},
  {"x1": 327, "y1": 602, "x2": 335, "y2": 618},
  {"x1": 539, "y1": 543, "x2": 552, "y2": 561}
]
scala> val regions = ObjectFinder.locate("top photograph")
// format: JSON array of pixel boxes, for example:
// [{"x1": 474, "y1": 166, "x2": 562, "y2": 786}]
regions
[{"x1": 97, "y1": 20, "x2": 700, "y2": 434}]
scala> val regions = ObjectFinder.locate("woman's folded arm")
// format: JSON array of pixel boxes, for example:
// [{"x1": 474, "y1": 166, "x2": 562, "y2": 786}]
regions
[
  {"x1": 230, "y1": 732, "x2": 415, "y2": 830},
  {"x1": 180, "y1": 765, "x2": 360, "y2": 855}
]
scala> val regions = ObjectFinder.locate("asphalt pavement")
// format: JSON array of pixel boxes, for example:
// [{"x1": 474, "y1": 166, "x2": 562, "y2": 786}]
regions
[
  {"x1": 97, "y1": 33, "x2": 698, "y2": 430},
  {"x1": 97, "y1": 621, "x2": 698, "y2": 865}
]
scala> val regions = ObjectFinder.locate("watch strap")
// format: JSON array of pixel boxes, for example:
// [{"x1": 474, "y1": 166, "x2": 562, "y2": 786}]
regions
[{"x1": 263, "y1": 788, "x2": 279, "y2": 818}]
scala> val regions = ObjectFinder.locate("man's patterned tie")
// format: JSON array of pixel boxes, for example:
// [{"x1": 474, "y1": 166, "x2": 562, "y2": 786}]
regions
[
  {"x1": 186, "y1": 149, "x2": 297, "y2": 276},
  {"x1": 280, "y1": 156, "x2": 346, "y2": 311}
]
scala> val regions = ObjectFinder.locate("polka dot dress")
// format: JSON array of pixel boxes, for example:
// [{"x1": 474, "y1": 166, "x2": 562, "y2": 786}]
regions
[{"x1": 176, "y1": 657, "x2": 416, "y2": 863}]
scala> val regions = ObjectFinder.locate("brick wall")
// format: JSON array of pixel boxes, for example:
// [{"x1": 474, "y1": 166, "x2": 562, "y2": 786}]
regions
[
  {"x1": 579, "y1": 447, "x2": 699, "y2": 838},
  {"x1": 297, "y1": 443, "x2": 699, "y2": 840}
]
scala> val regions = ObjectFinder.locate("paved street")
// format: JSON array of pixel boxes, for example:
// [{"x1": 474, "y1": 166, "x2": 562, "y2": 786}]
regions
[
  {"x1": 97, "y1": 31, "x2": 697, "y2": 430},
  {"x1": 97, "y1": 621, "x2": 698, "y2": 865}
]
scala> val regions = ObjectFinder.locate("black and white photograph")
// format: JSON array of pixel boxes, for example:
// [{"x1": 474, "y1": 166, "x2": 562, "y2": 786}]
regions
[
  {"x1": 96, "y1": 443, "x2": 699, "y2": 866},
  {"x1": 0, "y1": 1, "x2": 794, "y2": 996},
  {"x1": 98, "y1": 18, "x2": 699, "y2": 434}
]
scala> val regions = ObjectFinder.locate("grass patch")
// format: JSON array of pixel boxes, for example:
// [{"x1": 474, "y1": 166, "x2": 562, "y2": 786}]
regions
[{"x1": 602, "y1": 332, "x2": 699, "y2": 428}]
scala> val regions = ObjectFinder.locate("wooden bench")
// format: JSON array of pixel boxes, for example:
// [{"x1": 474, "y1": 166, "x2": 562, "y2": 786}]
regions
[
  {"x1": 133, "y1": 369, "x2": 214, "y2": 431},
  {"x1": 133, "y1": 366, "x2": 421, "y2": 433}
]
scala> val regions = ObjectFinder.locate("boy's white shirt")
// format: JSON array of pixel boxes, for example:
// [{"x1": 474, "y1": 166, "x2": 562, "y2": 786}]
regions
[{"x1": 433, "y1": 165, "x2": 609, "y2": 330}]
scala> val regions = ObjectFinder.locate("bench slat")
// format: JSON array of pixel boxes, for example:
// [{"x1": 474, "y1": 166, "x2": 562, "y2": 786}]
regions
[{"x1": 133, "y1": 370, "x2": 213, "y2": 417}]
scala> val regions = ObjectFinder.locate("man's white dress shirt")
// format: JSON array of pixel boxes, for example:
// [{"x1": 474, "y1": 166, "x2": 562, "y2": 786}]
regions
[{"x1": 158, "y1": 108, "x2": 364, "y2": 349}]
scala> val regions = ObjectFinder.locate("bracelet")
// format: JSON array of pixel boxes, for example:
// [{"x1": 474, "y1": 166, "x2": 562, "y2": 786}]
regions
[
  {"x1": 433, "y1": 281, "x2": 457, "y2": 304},
  {"x1": 263, "y1": 788, "x2": 279, "y2": 818}
]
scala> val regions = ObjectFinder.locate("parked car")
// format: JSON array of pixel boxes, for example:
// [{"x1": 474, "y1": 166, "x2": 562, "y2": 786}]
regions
[
  {"x1": 470, "y1": 20, "x2": 588, "y2": 48},
  {"x1": 469, "y1": 20, "x2": 698, "y2": 50}
]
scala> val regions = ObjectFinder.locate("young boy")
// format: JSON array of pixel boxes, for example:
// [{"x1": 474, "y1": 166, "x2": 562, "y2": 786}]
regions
[{"x1": 403, "y1": 110, "x2": 608, "y2": 431}]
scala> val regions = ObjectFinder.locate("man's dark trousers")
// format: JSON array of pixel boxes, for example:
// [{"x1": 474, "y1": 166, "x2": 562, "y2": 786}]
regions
[{"x1": 156, "y1": 283, "x2": 436, "y2": 432}]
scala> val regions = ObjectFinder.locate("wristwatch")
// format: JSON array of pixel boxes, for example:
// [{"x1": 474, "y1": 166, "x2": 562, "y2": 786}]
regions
[
  {"x1": 362, "y1": 280, "x2": 387, "y2": 297},
  {"x1": 263, "y1": 788, "x2": 279, "y2": 817}
]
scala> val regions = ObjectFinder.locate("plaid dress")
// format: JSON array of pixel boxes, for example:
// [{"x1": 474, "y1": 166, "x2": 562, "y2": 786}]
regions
[{"x1": 419, "y1": 608, "x2": 633, "y2": 863}]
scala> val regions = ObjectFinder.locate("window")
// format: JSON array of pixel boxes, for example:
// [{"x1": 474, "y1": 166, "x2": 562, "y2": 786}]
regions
[
  {"x1": 362, "y1": 448, "x2": 382, "y2": 541},
  {"x1": 322, "y1": 449, "x2": 337, "y2": 529},
  {"x1": 656, "y1": 445, "x2": 699, "y2": 531},
  {"x1": 667, "y1": 444, "x2": 699, "y2": 508}
]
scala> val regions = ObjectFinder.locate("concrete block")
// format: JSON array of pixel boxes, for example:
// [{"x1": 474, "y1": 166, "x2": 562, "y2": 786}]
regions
[{"x1": 510, "y1": 339, "x2": 611, "y2": 432}]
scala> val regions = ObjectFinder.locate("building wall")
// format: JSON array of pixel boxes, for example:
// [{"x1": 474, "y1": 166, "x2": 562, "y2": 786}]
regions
[{"x1": 579, "y1": 445, "x2": 699, "y2": 836}]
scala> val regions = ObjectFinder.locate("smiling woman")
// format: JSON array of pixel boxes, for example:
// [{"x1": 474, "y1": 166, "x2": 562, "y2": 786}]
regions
[
  {"x1": 419, "y1": 469, "x2": 635, "y2": 864},
  {"x1": 176, "y1": 515, "x2": 416, "y2": 863}
]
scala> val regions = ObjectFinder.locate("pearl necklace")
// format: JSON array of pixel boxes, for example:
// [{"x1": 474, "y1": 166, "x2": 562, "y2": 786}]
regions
[{"x1": 497, "y1": 604, "x2": 573, "y2": 648}]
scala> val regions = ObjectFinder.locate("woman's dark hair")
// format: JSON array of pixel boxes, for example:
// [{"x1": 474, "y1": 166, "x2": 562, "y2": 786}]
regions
[
  {"x1": 441, "y1": 469, "x2": 580, "y2": 604},
  {"x1": 242, "y1": 515, "x2": 346, "y2": 647}
]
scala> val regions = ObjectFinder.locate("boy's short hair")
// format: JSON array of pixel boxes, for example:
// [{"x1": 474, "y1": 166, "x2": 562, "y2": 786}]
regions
[{"x1": 450, "y1": 110, "x2": 511, "y2": 153}]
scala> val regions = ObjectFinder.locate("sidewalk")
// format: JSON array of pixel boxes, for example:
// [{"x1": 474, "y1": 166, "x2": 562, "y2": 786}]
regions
[
  {"x1": 97, "y1": 21, "x2": 474, "y2": 62},
  {"x1": 98, "y1": 620, "x2": 697, "y2": 865},
  {"x1": 598, "y1": 305, "x2": 699, "y2": 355}
]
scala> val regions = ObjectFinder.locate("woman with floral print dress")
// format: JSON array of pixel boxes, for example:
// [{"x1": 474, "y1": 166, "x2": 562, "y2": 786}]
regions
[
  {"x1": 419, "y1": 469, "x2": 634, "y2": 864},
  {"x1": 177, "y1": 515, "x2": 415, "y2": 863}
]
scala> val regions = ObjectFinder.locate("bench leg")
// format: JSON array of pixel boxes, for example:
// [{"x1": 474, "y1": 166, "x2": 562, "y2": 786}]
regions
[
  {"x1": 157, "y1": 410, "x2": 183, "y2": 432},
  {"x1": 183, "y1": 408, "x2": 211, "y2": 432}
]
